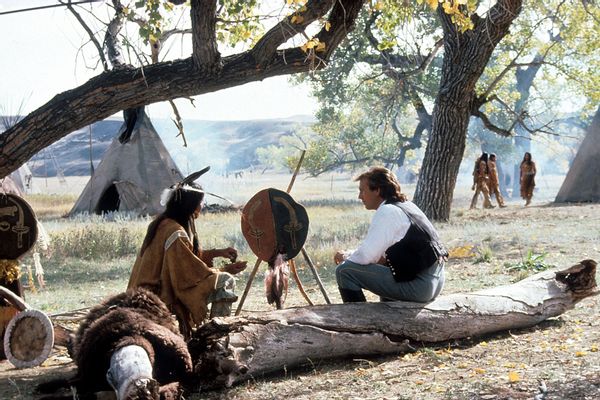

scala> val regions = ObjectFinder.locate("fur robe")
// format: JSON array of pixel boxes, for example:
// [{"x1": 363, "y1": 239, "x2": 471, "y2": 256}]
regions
[{"x1": 71, "y1": 288, "x2": 193, "y2": 399}]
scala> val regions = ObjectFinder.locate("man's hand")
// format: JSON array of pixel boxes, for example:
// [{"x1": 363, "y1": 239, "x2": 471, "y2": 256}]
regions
[
  {"x1": 222, "y1": 261, "x2": 247, "y2": 275},
  {"x1": 334, "y1": 251, "x2": 347, "y2": 265},
  {"x1": 219, "y1": 247, "x2": 238, "y2": 262}
]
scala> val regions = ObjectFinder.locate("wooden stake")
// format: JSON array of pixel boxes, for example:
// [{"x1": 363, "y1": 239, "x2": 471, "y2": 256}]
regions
[
  {"x1": 289, "y1": 258, "x2": 314, "y2": 306},
  {"x1": 301, "y1": 248, "x2": 331, "y2": 304},
  {"x1": 286, "y1": 150, "x2": 305, "y2": 193},
  {"x1": 234, "y1": 258, "x2": 262, "y2": 316}
]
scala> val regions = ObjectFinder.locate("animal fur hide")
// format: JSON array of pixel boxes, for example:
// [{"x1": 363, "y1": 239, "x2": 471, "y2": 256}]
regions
[
  {"x1": 264, "y1": 253, "x2": 289, "y2": 309},
  {"x1": 42, "y1": 288, "x2": 192, "y2": 399}
]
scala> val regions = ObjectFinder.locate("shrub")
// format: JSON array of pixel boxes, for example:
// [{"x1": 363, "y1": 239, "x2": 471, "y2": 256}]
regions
[
  {"x1": 51, "y1": 224, "x2": 143, "y2": 260},
  {"x1": 505, "y1": 250, "x2": 552, "y2": 273},
  {"x1": 473, "y1": 245, "x2": 493, "y2": 263}
]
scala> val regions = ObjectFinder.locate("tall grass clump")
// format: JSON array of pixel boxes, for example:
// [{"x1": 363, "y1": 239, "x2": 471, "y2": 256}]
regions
[
  {"x1": 51, "y1": 224, "x2": 145, "y2": 260},
  {"x1": 25, "y1": 193, "x2": 78, "y2": 218},
  {"x1": 473, "y1": 245, "x2": 494, "y2": 263}
]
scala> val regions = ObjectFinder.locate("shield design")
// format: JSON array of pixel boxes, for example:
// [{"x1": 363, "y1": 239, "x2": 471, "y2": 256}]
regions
[
  {"x1": 0, "y1": 194, "x2": 38, "y2": 260},
  {"x1": 241, "y1": 188, "x2": 309, "y2": 261}
]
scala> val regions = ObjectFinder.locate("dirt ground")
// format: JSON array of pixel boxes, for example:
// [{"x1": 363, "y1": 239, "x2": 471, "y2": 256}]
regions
[{"x1": 1, "y1": 201, "x2": 599, "y2": 400}]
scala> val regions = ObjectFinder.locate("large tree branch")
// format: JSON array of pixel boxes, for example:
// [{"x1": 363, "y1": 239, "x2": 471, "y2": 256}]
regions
[
  {"x1": 362, "y1": 11, "x2": 442, "y2": 76},
  {"x1": 0, "y1": 0, "x2": 367, "y2": 178},
  {"x1": 307, "y1": 155, "x2": 400, "y2": 177},
  {"x1": 480, "y1": 0, "x2": 524, "y2": 44},
  {"x1": 486, "y1": 95, "x2": 577, "y2": 139},
  {"x1": 251, "y1": 0, "x2": 335, "y2": 67},
  {"x1": 472, "y1": 109, "x2": 515, "y2": 137}
]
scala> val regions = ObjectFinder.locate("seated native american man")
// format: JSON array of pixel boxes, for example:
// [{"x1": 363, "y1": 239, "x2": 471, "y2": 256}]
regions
[{"x1": 128, "y1": 167, "x2": 247, "y2": 338}]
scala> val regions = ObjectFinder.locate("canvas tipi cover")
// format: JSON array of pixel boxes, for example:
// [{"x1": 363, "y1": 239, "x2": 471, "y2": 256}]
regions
[
  {"x1": 9, "y1": 163, "x2": 38, "y2": 194},
  {"x1": 0, "y1": 176, "x2": 23, "y2": 195},
  {"x1": 69, "y1": 107, "x2": 183, "y2": 216},
  {"x1": 555, "y1": 106, "x2": 600, "y2": 203}
]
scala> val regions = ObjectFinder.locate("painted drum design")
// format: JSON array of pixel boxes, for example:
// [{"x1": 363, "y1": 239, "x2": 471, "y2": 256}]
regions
[
  {"x1": 0, "y1": 194, "x2": 38, "y2": 260},
  {"x1": 241, "y1": 188, "x2": 309, "y2": 262}
]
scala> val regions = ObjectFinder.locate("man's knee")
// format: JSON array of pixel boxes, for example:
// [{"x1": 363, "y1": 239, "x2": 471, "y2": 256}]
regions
[{"x1": 335, "y1": 261, "x2": 350, "y2": 283}]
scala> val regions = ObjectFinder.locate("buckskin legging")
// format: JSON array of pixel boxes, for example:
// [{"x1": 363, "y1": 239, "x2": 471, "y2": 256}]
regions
[{"x1": 335, "y1": 260, "x2": 445, "y2": 302}]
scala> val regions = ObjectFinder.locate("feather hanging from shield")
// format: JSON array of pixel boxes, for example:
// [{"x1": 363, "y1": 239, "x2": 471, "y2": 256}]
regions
[{"x1": 241, "y1": 189, "x2": 309, "y2": 309}]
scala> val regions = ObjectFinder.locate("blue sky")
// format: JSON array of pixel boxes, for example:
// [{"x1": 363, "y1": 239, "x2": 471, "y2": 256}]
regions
[{"x1": 0, "y1": 1, "x2": 318, "y2": 121}]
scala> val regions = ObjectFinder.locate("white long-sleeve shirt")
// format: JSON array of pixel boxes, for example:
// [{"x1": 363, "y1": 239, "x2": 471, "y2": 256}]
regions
[{"x1": 347, "y1": 201, "x2": 412, "y2": 265}]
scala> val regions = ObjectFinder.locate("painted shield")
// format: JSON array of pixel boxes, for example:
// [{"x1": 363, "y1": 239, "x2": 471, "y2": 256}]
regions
[
  {"x1": 0, "y1": 194, "x2": 38, "y2": 260},
  {"x1": 241, "y1": 188, "x2": 309, "y2": 261}
]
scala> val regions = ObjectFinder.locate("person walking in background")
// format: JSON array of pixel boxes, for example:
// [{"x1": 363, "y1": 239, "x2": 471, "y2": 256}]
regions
[
  {"x1": 470, "y1": 153, "x2": 494, "y2": 209},
  {"x1": 487, "y1": 153, "x2": 506, "y2": 208},
  {"x1": 520, "y1": 152, "x2": 537, "y2": 206},
  {"x1": 333, "y1": 167, "x2": 447, "y2": 303}
]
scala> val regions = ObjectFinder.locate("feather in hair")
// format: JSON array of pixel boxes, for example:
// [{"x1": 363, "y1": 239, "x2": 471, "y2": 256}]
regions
[{"x1": 181, "y1": 166, "x2": 210, "y2": 186}]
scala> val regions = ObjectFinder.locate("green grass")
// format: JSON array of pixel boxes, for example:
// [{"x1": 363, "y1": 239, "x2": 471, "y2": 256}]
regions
[{"x1": 16, "y1": 174, "x2": 600, "y2": 315}]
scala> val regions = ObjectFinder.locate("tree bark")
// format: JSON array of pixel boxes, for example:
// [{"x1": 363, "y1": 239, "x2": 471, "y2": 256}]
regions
[
  {"x1": 188, "y1": 259, "x2": 596, "y2": 389},
  {"x1": 413, "y1": 0, "x2": 523, "y2": 221},
  {"x1": 0, "y1": 0, "x2": 366, "y2": 179},
  {"x1": 191, "y1": 0, "x2": 220, "y2": 71}
]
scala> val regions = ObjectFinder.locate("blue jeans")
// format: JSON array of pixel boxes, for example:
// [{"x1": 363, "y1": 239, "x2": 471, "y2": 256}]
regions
[{"x1": 335, "y1": 260, "x2": 445, "y2": 303}]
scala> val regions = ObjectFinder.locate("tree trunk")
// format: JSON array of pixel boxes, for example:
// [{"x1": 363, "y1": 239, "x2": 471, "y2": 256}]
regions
[
  {"x1": 0, "y1": 0, "x2": 366, "y2": 179},
  {"x1": 413, "y1": 1, "x2": 523, "y2": 221},
  {"x1": 188, "y1": 259, "x2": 596, "y2": 389},
  {"x1": 191, "y1": 0, "x2": 220, "y2": 71}
]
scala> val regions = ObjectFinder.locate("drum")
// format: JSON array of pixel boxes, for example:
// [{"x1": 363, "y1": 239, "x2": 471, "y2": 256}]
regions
[
  {"x1": 241, "y1": 188, "x2": 309, "y2": 261},
  {"x1": 0, "y1": 193, "x2": 38, "y2": 260}
]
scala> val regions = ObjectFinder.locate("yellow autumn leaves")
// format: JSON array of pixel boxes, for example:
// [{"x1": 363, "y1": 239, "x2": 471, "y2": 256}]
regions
[
  {"x1": 301, "y1": 39, "x2": 326, "y2": 53},
  {"x1": 296, "y1": 0, "x2": 478, "y2": 55},
  {"x1": 286, "y1": 0, "x2": 331, "y2": 54},
  {"x1": 416, "y1": 0, "x2": 476, "y2": 32},
  {"x1": 449, "y1": 244, "x2": 476, "y2": 258},
  {"x1": 0, "y1": 259, "x2": 21, "y2": 283},
  {"x1": 415, "y1": 0, "x2": 471, "y2": 11}
]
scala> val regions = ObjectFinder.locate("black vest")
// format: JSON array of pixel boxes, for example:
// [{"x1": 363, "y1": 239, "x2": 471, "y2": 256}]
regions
[{"x1": 384, "y1": 202, "x2": 448, "y2": 282}]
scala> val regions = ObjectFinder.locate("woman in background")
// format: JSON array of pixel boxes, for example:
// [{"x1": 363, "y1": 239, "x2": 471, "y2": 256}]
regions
[{"x1": 520, "y1": 152, "x2": 537, "y2": 206}]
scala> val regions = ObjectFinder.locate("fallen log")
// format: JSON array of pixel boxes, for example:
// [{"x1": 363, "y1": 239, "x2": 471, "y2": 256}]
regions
[{"x1": 188, "y1": 259, "x2": 597, "y2": 388}]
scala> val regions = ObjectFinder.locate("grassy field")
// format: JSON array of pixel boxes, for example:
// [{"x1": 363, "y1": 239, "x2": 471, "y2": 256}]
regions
[{"x1": 1, "y1": 171, "x2": 599, "y2": 399}]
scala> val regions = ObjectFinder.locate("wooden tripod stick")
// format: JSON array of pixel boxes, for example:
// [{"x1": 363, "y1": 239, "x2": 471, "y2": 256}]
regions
[
  {"x1": 300, "y1": 248, "x2": 331, "y2": 304},
  {"x1": 235, "y1": 151, "x2": 307, "y2": 316},
  {"x1": 289, "y1": 258, "x2": 314, "y2": 306},
  {"x1": 234, "y1": 258, "x2": 261, "y2": 315}
]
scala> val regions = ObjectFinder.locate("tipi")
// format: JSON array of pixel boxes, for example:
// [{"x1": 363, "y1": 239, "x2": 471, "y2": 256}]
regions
[
  {"x1": 0, "y1": 176, "x2": 23, "y2": 195},
  {"x1": 555, "y1": 106, "x2": 600, "y2": 203},
  {"x1": 70, "y1": 107, "x2": 183, "y2": 216},
  {"x1": 0, "y1": 163, "x2": 36, "y2": 195},
  {"x1": 8, "y1": 163, "x2": 37, "y2": 194}
]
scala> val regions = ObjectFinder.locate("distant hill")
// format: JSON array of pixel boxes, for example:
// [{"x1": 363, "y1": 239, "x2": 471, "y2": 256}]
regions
[{"x1": 12, "y1": 115, "x2": 315, "y2": 177}]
